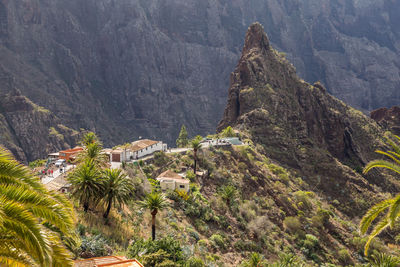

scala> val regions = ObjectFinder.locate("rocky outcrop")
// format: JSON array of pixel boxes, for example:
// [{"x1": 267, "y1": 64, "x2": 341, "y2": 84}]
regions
[
  {"x1": 0, "y1": 89, "x2": 80, "y2": 162},
  {"x1": 0, "y1": 0, "x2": 399, "y2": 159},
  {"x1": 219, "y1": 23, "x2": 393, "y2": 216},
  {"x1": 371, "y1": 106, "x2": 400, "y2": 135}
]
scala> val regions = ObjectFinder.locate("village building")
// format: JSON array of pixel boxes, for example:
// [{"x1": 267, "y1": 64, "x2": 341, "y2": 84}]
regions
[
  {"x1": 109, "y1": 149, "x2": 129, "y2": 163},
  {"x1": 156, "y1": 170, "x2": 190, "y2": 192},
  {"x1": 58, "y1": 147, "x2": 83, "y2": 162},
  {"x1": 47, "y1": 152, "x2": 59, "y2": 161},
  {"x1": 74, "y1": 256, "x2": 143, "y2": 267},
  {"x1": 129, "y1": 139, "x2": 167, "y2": 159},
  {"x1": 109, "y1": 139, "x2": 167, "y2": 163}
]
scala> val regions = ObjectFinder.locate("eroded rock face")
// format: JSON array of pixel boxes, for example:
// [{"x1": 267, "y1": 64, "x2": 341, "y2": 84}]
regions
[
  {"x1": 371, "y1": 106, "x2": 400, "y2": 135},
  {"x1": 0, "y1": 89, "x2": 79, "y2": 162},
  {"x1": 218, "y1": 23, "x2": 392, "y2": 215},
  {"x1": 0, "y1": 0, "x2": 399, "y2": 159}
]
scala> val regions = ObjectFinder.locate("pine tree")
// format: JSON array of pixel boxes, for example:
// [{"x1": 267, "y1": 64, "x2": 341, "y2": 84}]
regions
[{"x1": 176, "y1": 125, "x2": 189, "y2": 148}]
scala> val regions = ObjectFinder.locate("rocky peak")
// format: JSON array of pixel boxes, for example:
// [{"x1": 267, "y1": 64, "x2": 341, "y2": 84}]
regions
[
  {"x1": 242, "y1": 22, "x2": 270, "y2": 54},
  {"x1": 218, "y1": 23, "x2": 391, "y2": 216}
]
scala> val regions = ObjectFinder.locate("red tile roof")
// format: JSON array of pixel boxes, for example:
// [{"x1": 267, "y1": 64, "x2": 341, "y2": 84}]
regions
[
  {"x1": 74, "y1": 256, "x2": 143, "y2": 267},
  {"x1": 130, "y1": 139, "x2": 159, "y2": 152}
]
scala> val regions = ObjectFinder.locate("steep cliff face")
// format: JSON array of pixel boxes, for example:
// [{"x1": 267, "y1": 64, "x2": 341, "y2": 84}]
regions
[
  {"x1": 218, "y1": 23, "x2": 396, "y2": 215},
  {"x1": 0, "y1": 0, "x2": 399, "y2": 159},
  {"x1": 371, "y1": 106, "x2": 400, "y2": 135},
  {"x1": 0, "y1": 89, "x2": 80, "y2": 162}
]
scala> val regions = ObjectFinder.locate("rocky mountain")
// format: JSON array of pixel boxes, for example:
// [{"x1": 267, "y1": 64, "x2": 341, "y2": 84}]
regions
[
  {"x1": 0, "y1": 89, "x2": 79, "y2": 162},
  {"x1": 74, "y1": 23, "x2": 400, "y2": 264},
  {"x1": 0, "y1": 0, "x2": 399, "y2": 160},
  {"x1": 371, "y1": 106, "x2": 400, "y2": 135},
  {"x1": 218, "y1": 22, "x2": 398, "y2": 216}
]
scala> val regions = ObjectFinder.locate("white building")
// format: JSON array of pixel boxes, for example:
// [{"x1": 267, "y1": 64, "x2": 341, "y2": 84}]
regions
[
  {"x1": 156, "y1": 170, "x2": 190, "y2": 193},
  {"x1": 109, "y1": 139, "x2": 167, "y2": 162},
  {"x1": 129, "y1": 139, "x2": 167, "y2": 160}
]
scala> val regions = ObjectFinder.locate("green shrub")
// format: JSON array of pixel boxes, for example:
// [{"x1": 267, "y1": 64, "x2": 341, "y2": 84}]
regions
[
  {"x1": 186, "y1": 170, "x2": 196, "y2": 182},
  {"x1": 338, "y1": 248, "x2": 352, "y2": 265},
  {"x1": 185, "y1": 256, "x2": 205, "y2": 267},
  {"x1": 154, "y1": 151, "x2": 170, "y2": 166},
  {"x1": 210, "y1": 234, "x2": 225, "y2": 249},
  {"x1": 128, "y1": 236, "x2": 184, "y2": 264},
  {"x1": 79, "y1": 234, "x2": 112, "y2": 258},
  {"x1": 283, "y1": 216, "x2": 304, "y2": 237}
]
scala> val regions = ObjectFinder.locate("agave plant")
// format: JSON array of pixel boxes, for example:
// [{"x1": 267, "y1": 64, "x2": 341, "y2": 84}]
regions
[
  {"x1": 360, "y1": 134, "x2": 400, "y2": 255},
  {"x1": 367, "y1": 253, "x2": 400, "y2": 267}
]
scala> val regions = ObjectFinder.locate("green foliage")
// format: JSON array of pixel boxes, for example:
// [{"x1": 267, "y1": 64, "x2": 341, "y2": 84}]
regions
[
  {"x1": 0, "y1": 147, "x2": 76, "y2": 266},
  {"x1": 219, "y1": 184, "x2": 237, "y2": 207},
  {"x1": 367, "y1": 253, "x2": 400, "y2": 267},
  {"x1": 128, "y1": 236, "x2": 185, "y2": 265},
  {"x1": 154, "y1": 151, "x2": 170, "y2": 167},
  {"x1": 185, "y1": 256, "x2": 205, "y2": 267},
  {"x1": 68, "y1": 159, "x2": 103, "y2": 211},
  {"x1": 28, "y1": 158, "x2": 46, "y2": 169},
  {"x1": 283, "y1": 216, "x2": 304, "y2": 237},
  {"x1": 101, "y1": 168, "x2": 134, "y2": 218},
  {"x1": 79, "y1": 234, "x2": 112, "y2": 257},
  {"x1": 81, "y1": 131, "x2": 99, "y2": 146},
  {"x1": 186, "y1": 170, "x2": 196, "y2": 182},
  {"x1": 361, "y1": 134, "x2": 400, "y2": 256},
  {"x1": 210, "y1": 234, "x2": 225, "y2": 249},
  {"x1": 220, "y1": 126, "x2": 236, "y2": 138},
  {"x1": 337, "y1": 249, "x2": 352, "y2": 265},
  {"x1": 176, "y1": 125, "x2": 189, "y2": 148},
  {"x1": 240, "y1": 252, "x2": 267, "y2": 267}
]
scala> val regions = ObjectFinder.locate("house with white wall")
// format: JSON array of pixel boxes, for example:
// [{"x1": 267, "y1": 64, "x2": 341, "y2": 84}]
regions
[
  {"x1": 130, "y1": 139, "x2": 167, "y2": 160},
  {"x1": 156, "y1": 170, "x2": 190, "y2": 192}
]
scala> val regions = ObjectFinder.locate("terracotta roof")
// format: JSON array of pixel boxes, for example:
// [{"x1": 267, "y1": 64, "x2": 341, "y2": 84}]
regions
[
  {"x1": 60, "y1": 147, "x2": 83, "y2": 154},
  {"x1": 130, "y1": 139, "x2": 159, "y2": 152},
  {"x1": 74, "y1": 256, "x2": 143, "y2": 267},
  {"x1": 44, "y1": 175, "x2": 69, "y2": 191},
  {"x1": 157, "y1": 170, "x2": 189, "y2": 183},
  {"x1": 157, "y1": 170, "x2": 182, "y2": 179}
]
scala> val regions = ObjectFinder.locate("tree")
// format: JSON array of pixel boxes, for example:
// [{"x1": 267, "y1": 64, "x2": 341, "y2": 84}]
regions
[
  {"x1": 221, "y1": 126, "x2": 236, "y2": 138},
  {"x1": 191, "y1": 139, "x2": 202, "y2": 175},
  {"x1": 176, "y1": 125, "x2": 189, "y2": 148},
  {"x1": 68, "y1": 160, "x2": 103, "y2": 212},
  {"x1": 220, "y1": 185, "x2": 237, "y2": 207},
  {"x1": 0, "y1": 147, "x2": 76, "y2": 266},
  {"x1": 102, "y1": 168, "x2": 134, "y2": 219},
  {"x1": 81, "y1": 131, "x2": 99, "y2": 146},
  {"x1": 77, "y1": 142, "x2": 108, "y2": 167},
  {"x1": 138, "y1": 192, "x2": 168, "y2": 240},
  {"x1": 360, "y1": 134, "x2": 400, "y2": 256}
]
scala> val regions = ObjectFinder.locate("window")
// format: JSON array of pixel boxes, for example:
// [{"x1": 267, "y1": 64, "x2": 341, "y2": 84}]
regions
[{"x1": 179, "y1": 185, "x2": 185, "y2": 189}]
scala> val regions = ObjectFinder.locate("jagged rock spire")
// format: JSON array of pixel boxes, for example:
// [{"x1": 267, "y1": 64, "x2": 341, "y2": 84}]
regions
[{"x1": 242, "y1": 22, "x2": 270, "y2": 54}]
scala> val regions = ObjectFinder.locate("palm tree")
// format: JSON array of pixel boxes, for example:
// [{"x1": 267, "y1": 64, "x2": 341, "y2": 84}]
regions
[
  {"x1": 77, "y1": 142, "x2": 108, "y2": 167},
  {"x1": 68, "y1": 160, "x2": 103, "y2": 212},
  {"x1": 102, "y1": 168, "x2": 134, "y2": 219},
  {"x1": 361, "y1": 134, "x2": 400, "y2": 256},
  {"x1": 191, "y1": 138, "x2": 202, "y2": 175},
  {"x1": 220, "y1": 185, "x2": 237, "y2": 207},
  {"x1": 0, "y1": 147, "x2": 76, "y2": 266},
  {"x1": 138, "y1": 192, "x2": 168, "y2": 240},
  {"x1": 81, "y1": 131, "x2": 99, "y2": 146}
]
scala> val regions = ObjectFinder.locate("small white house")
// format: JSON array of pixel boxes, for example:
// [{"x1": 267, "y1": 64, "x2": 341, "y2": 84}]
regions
[
  {"x1": 129, "y1": 139, "x2": 167, "y2": 160},
  {"x1": 156, "y1": 170, "x2": 190, "y2": 193},
  {"x1": 110, "y1": 149, "x2": 130, "y2": 163}
]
